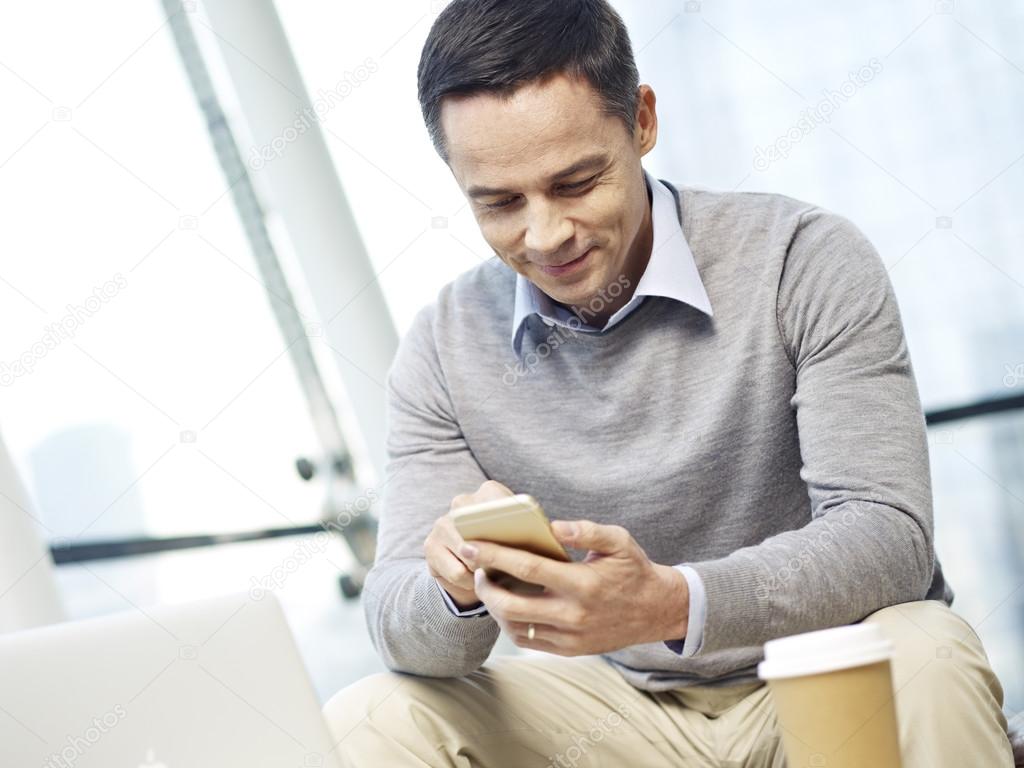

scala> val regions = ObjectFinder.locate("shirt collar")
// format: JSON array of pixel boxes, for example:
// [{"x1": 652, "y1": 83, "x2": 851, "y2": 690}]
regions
[{"x1": 510, "y1": 170, "x2": 713, "y2": 355}]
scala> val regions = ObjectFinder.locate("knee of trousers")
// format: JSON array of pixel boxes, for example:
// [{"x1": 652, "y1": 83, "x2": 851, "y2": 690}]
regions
[
  {"x1": 860, "y1": 599, "x2": 1005, "y2": 710},
  {"x1": 322, "y1": 670, "x2": 482, "y2": 744},
  {"x1": 322, "y1": 671, "x2": 417, "y2": 743}
]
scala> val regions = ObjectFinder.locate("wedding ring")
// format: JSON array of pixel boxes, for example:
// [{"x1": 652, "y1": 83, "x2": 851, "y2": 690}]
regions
[{"x1": 527, "y1": 623, "x2": 536, "y2": 640}]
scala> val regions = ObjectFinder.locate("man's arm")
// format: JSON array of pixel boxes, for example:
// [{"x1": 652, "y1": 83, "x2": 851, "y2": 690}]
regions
[
  {"x1": 683, "y1": 209, "x2": 935, "y2": 655},
  {"x1": 361, "y1": 306, "x2": 500, "y2": 677}
]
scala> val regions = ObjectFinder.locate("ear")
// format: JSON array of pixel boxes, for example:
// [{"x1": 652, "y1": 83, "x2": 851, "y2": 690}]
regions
[{"x1": 635, "y1": 84, "x2": 658, "y2": 157}]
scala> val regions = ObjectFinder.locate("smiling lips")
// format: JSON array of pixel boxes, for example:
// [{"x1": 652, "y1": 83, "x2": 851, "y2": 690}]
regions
[{"x1": 537, "y1": 248, "x2": 592, "y2": 277}]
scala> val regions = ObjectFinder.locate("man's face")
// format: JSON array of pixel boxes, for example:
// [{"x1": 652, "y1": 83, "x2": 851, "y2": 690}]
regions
[{"x1": 441, "y1": 74, "x2": 658, "y2": 313}]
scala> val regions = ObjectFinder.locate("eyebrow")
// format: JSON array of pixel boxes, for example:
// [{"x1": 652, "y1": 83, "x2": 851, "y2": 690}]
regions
[{"x1": 466, "y1": 153, "x2": 610, "y2": 199}]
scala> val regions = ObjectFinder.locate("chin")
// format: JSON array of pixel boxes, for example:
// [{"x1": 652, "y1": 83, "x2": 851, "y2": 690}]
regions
[{"x1": 537, "y1": 272, "x2": 603, "y2": 307}]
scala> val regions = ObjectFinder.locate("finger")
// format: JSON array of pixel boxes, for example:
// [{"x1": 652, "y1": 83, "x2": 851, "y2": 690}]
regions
[
  {"x1": 551, "y1": 519, "x2": 629, "y2": 554},
  {"x1": 472, "y1": 567, "x2": 520, "y2": 616},
  {"x1": 427, "y1": 545, "x2": 475, "y2": 590},
  {"x1": 515, "y1": 635, "x2": 565, "y2": 654},
  {"x1": 432, "y1": 518, "x2": 479, "y2": 573},
  {"x1": 475, "y1": 480, "x2": 514, "y2": 500},
  {"x1": 449, "y1": 481, "x2": 514, "y2": 512},
  {"x1": 473, "y1": 567, "x2": 557, "y2": 622},
  {"x1": 473, "y1": 570, "x2": 582, "y2": 633},
  {"x1": 435, "y1": 516, "x2": 468, "y2": 552},
  {"x1": 487, "y1": 587, "x2": 578, "y2": 628},
  {"x1": 463, "y1": 540, "x2": 577, "y2": 593},
  {"x1": 504, "y1": 620, "x2": 571, "y2": 649},
  {"x1": 449, "y1": 493, "x2": 475, "y2": 511}
]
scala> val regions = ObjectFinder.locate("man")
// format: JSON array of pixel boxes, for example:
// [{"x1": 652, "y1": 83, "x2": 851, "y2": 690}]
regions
[{"x1": 324, "y1": 1, "x2": 1014, "y2": 765}]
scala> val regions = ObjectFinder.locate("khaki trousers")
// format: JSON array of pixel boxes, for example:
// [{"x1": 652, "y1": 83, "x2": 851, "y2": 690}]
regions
[{"x1": 323, "y1": 600, "x2": 1013, "y2": 767}]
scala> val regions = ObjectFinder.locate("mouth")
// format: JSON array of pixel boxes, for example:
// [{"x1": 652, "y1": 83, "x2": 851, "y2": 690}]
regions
[{"x1": 537, "y1": 248, "x2": 593, "y2": 277}]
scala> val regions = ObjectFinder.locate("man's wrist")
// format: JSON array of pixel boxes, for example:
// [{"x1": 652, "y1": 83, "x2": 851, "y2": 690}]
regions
[
  {"x1": 435, "y1": 578, "x2": 488, "y2": 617},
  {"x1": 653, "y1": 563, "x2": 689, "y2": 642},
  {"x1": 449, "y1": 591, "x2": 483, "y2": 611},
  {"x1": 438, "y1": 578, "x2": 481, "y2": 611}
]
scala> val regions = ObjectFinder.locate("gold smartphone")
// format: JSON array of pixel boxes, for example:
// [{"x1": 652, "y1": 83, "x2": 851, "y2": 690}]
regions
[{"x1": 450, "y1": 494, "x2": 570, "y2": 593}]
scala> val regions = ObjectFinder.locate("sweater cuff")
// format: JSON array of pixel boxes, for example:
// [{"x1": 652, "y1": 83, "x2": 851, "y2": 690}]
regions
[{"x1": 412, "y1": 568, "x2": 498, "y2": 647}]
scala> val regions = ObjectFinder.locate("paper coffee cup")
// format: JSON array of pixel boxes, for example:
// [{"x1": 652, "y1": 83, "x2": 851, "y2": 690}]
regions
[{"x1": 758, "y1": 623, "x2": 903, "y2": 768}]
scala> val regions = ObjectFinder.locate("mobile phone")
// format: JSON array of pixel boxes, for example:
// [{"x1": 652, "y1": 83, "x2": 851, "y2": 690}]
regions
[{"x1": 450, "y1": 494, "x2": 570, "y2": 593}]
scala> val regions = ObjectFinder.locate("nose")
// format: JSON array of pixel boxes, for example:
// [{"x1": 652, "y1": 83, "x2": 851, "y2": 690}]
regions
[{"x1": 523, "y1": 199, "x2": 574, "y2": 259}]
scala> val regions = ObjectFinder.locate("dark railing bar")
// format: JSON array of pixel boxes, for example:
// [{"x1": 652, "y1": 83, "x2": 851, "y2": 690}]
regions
[
  {"x1": 50, "y1": 523, "x2": 326, "y2": 565},
  {"x1": 924, "y1": 393, "x2": 1024, "y2": 426}
]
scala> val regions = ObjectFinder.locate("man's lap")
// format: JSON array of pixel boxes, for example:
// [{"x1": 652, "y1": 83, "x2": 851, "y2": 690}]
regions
[
  {"x1": 324, "y1": 600, "x2": 1011, "y2": 767},
  {"x1": 324, "y1": 652, "x2": 778, "y2": 765}
]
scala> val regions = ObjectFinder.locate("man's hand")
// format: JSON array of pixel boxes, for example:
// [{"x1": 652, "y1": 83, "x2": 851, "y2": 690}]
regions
[
  {"x1": 424, "y1": 480, "x2": 514, "y2": 610},
  {"x1": 461, "y1": 519, "x2": 689, "y2": 655}
]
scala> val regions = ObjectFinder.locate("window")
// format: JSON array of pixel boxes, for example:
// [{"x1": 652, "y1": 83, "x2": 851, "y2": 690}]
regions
[{"x1": 0, "y1": 2, "x2": 326, "y2": 540}]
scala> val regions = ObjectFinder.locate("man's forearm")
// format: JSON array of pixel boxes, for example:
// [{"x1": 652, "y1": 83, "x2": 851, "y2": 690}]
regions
[
  {"x1": 363, "y1": 559, "x2": 500, "y2": 677},
  {"x1": 686, "y1": 498, "x2": 931, "y2": 656}
]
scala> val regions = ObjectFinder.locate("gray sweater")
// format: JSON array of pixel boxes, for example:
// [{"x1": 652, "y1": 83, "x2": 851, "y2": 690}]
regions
[{"x1": 362, "y1": 182, "x2": 953, "y2": 691}]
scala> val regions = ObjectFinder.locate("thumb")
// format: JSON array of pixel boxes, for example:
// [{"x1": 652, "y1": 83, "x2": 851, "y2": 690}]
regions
[
  {"x1": 475, "y1": 479, "x2": 515, "y2": 501},
  {"x1": 552, "y1": 519, "x2": 627, "y2": 553}
]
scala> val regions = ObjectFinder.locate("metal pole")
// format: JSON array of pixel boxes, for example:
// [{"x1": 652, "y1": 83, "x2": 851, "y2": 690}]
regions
[{"x1": 196, "y1": 0, "x2": 398, "y2": 481}]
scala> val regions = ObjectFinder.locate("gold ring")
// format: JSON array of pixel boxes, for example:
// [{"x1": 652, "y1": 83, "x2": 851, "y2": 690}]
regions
[{"x1": 527, "y1": 623, "x2": 536, "y2": 640}]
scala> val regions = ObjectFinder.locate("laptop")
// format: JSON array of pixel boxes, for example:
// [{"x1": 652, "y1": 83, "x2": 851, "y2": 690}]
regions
[{"x1": 0, "y1": 592, "x2": 344, "y2": 767}]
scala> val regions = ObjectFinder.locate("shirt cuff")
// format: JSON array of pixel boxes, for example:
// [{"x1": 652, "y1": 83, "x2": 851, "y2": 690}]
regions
[
  {"x1": 663, "y1": 564, "x2": 707, "y2": 657},
  {"x1": 435, "y1": 578, "x2": 489, "y2": 617}
]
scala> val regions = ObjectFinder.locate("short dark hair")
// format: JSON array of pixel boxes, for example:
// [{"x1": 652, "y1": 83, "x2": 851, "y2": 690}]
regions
[{"x1": 417, "y1": 0, "x2": 640, "y2": 160}]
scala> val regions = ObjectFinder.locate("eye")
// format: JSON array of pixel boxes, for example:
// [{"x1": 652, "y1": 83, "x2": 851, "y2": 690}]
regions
[
  {"x1": 558, "y1": 175, "x2": 597, "y2": 193},
  {"x1": 483, "y1": 196, "x2": 519, "y2": 211}
]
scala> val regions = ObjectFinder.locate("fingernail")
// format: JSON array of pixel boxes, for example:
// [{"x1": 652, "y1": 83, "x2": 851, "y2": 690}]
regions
[
  {"x1": 460, "y1": 543, "x2": 478, "y2": 560},
  {"x1": 554, "y1": 520, "x2": 577, "y2": 540}
]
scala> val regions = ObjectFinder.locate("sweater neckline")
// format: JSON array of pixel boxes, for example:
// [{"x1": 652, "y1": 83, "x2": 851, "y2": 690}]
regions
[{"x1": 522, "y1": 293, "x2": 668, "y2": 349}]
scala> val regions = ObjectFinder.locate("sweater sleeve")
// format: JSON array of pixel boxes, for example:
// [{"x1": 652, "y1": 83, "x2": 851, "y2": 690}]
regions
[
  {"x1": 686, "y1": 209, "x2": 935, "y2": 655},
  {"x1": 361, "y1": 305, "x2": 500, "y2": 677}
]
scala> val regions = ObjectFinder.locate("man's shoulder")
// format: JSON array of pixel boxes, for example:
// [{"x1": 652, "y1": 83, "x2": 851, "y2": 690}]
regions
[
  {"x1": 668, "y1": 182, "x2": 867, "y2": 265},
  {"x1": 405, "y1": 257, "x2": 516, "y2": 348},
  {"x1": 442, "y1": 256, "x2": 517, "y2": 312},
  {"x1": 669, "y1": 182, "x2": 822, "y2": 232}
]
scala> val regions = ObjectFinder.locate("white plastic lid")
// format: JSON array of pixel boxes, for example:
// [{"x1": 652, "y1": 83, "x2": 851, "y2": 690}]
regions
[{"x1": 757, "y1": 623, "x2": 894, "y2": 680}]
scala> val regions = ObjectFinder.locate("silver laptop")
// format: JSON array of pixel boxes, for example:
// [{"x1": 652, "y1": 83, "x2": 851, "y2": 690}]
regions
[{"x1": 0, "y1": 592, "x2": 343, "y2": 767}]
